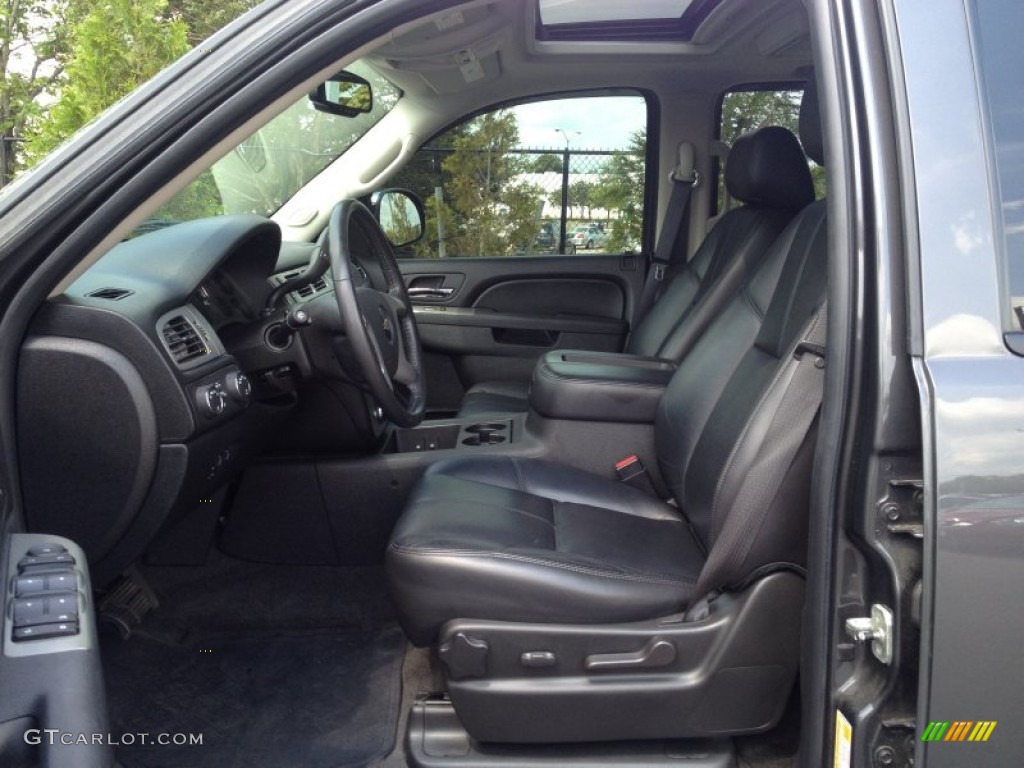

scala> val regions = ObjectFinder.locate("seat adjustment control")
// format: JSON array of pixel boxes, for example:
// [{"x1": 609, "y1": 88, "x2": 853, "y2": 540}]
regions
[
  {"x1": 438, "y1": 632, "x2": 489, "y2": 680},
  {"x1": 584, "y1": 638, "x2": 677, "y2": 671}
]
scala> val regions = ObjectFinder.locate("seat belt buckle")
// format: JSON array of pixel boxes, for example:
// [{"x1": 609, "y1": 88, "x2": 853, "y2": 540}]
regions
[{"x1": 615, "y1": 455, "x2": 657, "y2": 495}]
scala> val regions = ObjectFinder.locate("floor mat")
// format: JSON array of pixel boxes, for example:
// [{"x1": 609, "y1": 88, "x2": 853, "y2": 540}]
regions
[{"x1": 102, "y1": 625, "x2": 405, "y2": 768}]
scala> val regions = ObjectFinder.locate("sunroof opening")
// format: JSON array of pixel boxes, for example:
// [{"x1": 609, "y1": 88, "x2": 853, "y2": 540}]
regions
[
  {"x1": 537, "y1": 0, "x2": 724, "y2": 42},
  {"x1": 539, "y1": 0, "x2": 697, "y2": 26}
]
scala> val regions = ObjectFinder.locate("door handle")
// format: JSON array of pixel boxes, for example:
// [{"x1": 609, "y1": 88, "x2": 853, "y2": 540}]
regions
[
  {"x1": 407, "y1": 287, "x2": 455, "y2": 298},
  {"x1": 584, "y1": 638, "x2": 676, "y2": 671}
]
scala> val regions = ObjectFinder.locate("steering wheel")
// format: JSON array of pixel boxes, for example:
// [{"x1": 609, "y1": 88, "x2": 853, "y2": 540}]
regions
[{"x1": 326, "y1": 200, "x2": 426, "y2": 428}]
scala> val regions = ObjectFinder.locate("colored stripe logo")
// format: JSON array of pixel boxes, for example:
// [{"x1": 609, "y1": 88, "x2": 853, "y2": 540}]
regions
[{"x1": 921, "y1": 721, "x2": 997, "y2": 742}]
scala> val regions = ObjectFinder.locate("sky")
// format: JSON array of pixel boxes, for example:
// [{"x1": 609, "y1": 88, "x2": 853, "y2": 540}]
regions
[{"x1": 509, "y1": 96, "x2": 647, "y2": 151}]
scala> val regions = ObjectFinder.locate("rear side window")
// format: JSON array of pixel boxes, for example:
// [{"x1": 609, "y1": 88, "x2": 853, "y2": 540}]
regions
[
  {"x1": 388, "y1": 94, "x2": 649, "y2": 258},
  {"x1": 970, "y1": 0, "x2": 1024, "y2": 330},
  {"x1": 715, "y1": 88, "x2": 824, "y2": 213}
]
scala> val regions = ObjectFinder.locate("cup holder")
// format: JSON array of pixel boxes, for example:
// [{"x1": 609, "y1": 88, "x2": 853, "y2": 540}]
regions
[
  {"x1": 462, "y1": 433, "x2": 507, "y2": 446},
  {"x1": 465, "y1": 422, "x2": 508, "y2": 434}
]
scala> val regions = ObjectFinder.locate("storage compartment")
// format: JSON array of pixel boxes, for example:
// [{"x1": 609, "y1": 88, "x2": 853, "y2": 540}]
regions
[
  {"x1": 388, "y1": 420, "x2": 515, "y2": 453},
  {"x1": 529, "y1": 351, "x2": 676, "y2": 423}
]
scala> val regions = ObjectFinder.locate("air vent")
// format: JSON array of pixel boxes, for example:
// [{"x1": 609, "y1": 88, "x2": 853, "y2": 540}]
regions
[
  {"x1": 161, "y1": 315, "x2": 209, "y2": 366},
  {"x1": 86, "y1": 287, "x2": 133, "y2": 301},
  {"x1": 295, "y1": 275, "x2": 329, "y2": 299},
  {"x1": 280, "y1": 270, "x2": 330, "y2": 301}
]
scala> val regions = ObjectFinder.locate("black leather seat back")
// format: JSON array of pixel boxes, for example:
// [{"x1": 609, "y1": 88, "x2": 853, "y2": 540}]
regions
[
  {"x1": 625, "y1": 126, "x2": 814, "y2": 362},
  {"x1": 454, "y1": 126, "x2": 812, "y2": 420},
  {"x1": 653, "y1": 84, "x2": 828, "y2": 588}
]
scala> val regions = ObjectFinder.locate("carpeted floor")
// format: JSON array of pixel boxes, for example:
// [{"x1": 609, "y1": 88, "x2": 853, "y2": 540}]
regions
[{"x1": 100, "y1": 554, "x2": 406, "y2": 768}]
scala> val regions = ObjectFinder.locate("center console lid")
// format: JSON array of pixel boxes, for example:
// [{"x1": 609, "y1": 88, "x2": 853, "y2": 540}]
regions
[{"x1": 529, "y1": 351, "x2": 676, "y2": 423}]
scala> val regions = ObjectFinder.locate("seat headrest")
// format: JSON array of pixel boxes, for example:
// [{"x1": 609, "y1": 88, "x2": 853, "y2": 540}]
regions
[
  {"x1": 725, "y1": 126, "x2": 814, "y2": 211},
  {"x1": 799, "y1": 79, "x2": 824, "y2": 166}
]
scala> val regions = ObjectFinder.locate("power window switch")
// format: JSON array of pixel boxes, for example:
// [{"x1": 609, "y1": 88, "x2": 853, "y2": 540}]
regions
[
  {"x1": 13, "y1": 570, "x2": 78, "y2": 596},
  {"x1": 13, "y1": 622, "x2": 79, "y2": 642},
  {"x1": 12, "y1": 594, "x2": 78, "y2": 627},
  {"x1": 12, "y1": 597, "x2": 48, "y2": 627},
  {"x1": 13, "y1": 575, "x2": 46, "y2": 596},
  {"x1": 46, "y1": 572, "x2": 78, "y2": 592},
  {"x1": 18, "y1": 552, "x2": 76, "y2": 572},
  {"x1": 27, "y1": 543, "x2": 68, "y2": 557},
  {"x1": 45, "y1": 594, "x2": 79, "y2": 623}
]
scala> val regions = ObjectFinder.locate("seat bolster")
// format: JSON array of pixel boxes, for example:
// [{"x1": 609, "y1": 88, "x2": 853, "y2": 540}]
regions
[{"x1": 425, "y1": 456, "x2": 682, "y2": 522}]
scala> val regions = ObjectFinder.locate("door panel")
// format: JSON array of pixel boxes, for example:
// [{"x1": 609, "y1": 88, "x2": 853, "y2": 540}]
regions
[
  {"x1": 0, "y1": 533, "x2": 111, "y2": 768},
  {"x1": 399, "y1": 254, "x2": 643, "y2": 412}
]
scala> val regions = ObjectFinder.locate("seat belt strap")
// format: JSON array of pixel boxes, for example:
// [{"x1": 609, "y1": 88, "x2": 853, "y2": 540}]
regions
[
  {"x1": 634, "y1": 142, "x2": 699, "y2": 325},
  {"x1": 689, "y1": 303, "x2": 828, "y2": 603}
]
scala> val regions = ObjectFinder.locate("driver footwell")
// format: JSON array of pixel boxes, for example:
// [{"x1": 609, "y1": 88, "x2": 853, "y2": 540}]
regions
[{"x1": 99, "y1": 553, "x2": 405, "y2": 768}]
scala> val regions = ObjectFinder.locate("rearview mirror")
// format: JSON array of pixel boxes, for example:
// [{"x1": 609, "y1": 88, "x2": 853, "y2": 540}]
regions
[
  {"x1": 372, "y1": 189, "x2": 425, "y2": 248},
  {"x1": 309, "y1": 72, "x2": 373, "y2": 117}
]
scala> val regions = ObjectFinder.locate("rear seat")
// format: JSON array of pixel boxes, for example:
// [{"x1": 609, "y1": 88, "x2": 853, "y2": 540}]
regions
[{"x1": 457, "y1": 124, "x2": 815, "y2": 419}]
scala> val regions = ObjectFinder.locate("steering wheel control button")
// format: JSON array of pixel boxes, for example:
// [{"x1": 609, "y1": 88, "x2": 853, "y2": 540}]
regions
[{"x1": 13, "y1": 621, "x2": 80, "y2": 642}]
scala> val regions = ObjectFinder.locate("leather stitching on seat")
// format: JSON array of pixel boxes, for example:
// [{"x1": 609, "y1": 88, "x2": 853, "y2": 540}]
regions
[{"x1": 389, "y1": 544, "x2": 695, "y2": 586}]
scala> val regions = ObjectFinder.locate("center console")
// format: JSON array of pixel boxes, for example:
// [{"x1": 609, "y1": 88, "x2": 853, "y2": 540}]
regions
[
  {"x1": 529, "y1": 350, "x2": 677, "y2": 423},
  {"x1": 386, "y1": 419, "x2": 514, "y2": 453}
]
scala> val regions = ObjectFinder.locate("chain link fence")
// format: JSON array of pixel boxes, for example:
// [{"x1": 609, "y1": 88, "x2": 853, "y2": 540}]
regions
[{"x1": 390, "y1": 145, "x2": 644, "y2": 258}]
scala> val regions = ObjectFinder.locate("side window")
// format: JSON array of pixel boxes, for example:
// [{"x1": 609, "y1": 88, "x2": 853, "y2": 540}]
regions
[
  {"x1": 390, "y1": 94, "x2": 648, "y2": 258},
  {"x1": 715, "y1": 88, "x2": 825, "y2": 214},
  {"x1": 970, "y1": 0, "x2": 1024, "y2": 331}
]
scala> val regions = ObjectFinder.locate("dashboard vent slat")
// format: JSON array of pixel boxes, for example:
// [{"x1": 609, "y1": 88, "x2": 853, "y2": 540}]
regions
[
  {"x1": 161, "y1": 315, "x2": 209, "y2": 365},
  {"x1": 86, "y1": 287, "x2": 134, "y2": 301}
]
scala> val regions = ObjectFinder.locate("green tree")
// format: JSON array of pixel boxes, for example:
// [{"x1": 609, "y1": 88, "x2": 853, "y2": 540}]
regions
[
  {"x1": 22, "y1": 0, "x2": 190, "y2": 165},
  {"x1": 0, "y1": 0, "x2": 73, "y2": 185},
  {"x1": 530, "y1": 153, "x2": 562, "y2": 173},
  {"x1": 592, "y1": 130, "x2": 645, "y2": 251},
  {"x1": 166, "y1": 0, "x2": 259, "y2": 44},
  {"x1": 417, "y1": 110, "x2": 542, "y2": 257},
  {"x1": 570, "y1": 179, "x2": 594, "y2": 219}
]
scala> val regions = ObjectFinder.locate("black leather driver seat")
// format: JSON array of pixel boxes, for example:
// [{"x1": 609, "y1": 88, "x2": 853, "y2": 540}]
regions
[
  {"x1": 387, "y1": 85, "x2": 828, "y2": 650},
  {"x1": 457, "y1": 124, "x2": 815, "y2": 419}
]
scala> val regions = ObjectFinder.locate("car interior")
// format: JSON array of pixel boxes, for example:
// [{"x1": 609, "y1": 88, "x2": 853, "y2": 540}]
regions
[{"x1": 4, "y1": 0, "x2": 844, "y2": 766}]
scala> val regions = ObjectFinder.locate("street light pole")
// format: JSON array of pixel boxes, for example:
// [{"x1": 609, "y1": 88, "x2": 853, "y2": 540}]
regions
[{"x1": 554, "y1": 128, "x2": 580, "y2": 254}]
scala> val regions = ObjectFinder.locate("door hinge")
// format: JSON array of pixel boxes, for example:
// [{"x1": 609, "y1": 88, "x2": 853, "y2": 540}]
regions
[
  {"x1": 845, "y1": 603, "x2": 894, "y2": 665},
  {"x1": 880, "y1": 477, "x2": 924, "y2": 538}
]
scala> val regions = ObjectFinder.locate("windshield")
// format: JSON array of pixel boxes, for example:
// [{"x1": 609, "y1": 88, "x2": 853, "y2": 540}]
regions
[{"x1": 146, "y1": 60, "x2": 400, "y2": 228}]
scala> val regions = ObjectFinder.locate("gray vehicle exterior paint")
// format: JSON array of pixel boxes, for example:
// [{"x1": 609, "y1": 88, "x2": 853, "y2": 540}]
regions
[{"x1": 894, "y1": 0, "x2": 1024, "y2": 764}]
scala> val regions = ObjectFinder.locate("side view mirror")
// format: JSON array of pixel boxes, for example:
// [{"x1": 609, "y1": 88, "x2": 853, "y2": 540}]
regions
[
  {"x1": 371, "y1": 189, "x2": 426, "y2": 248},
  {"x1": 309, "y1": 71, "x2": 373, "y2": 117}
]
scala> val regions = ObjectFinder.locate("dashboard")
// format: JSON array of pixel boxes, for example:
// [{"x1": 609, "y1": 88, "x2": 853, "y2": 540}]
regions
[{"x1": 16, "y1": 216, "x2": 322, "y2": 584}]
